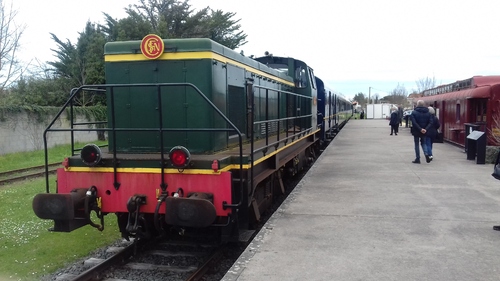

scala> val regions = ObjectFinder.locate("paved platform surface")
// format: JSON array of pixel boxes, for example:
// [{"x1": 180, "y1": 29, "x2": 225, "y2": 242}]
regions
[{"x1": 222, "y1": 119, "x2": 500, "y2": 281}]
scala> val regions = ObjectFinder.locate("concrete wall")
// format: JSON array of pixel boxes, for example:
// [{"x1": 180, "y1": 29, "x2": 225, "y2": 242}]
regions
[{"x1": 0, "y1": 110, "x2": 98, "y2": 155}]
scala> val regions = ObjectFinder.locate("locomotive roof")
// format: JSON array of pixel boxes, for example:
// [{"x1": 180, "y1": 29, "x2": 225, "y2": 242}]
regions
[{"x1": 104, "y1": 38, "x2": 294, "y2": 85}]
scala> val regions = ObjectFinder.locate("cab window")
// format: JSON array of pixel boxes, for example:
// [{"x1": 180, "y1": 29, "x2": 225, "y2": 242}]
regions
[
  {"x1": 308, "y1": 68, "x2": 316, "y2": 90},
  {"x1": 295, "y1": 66, "x2": 307, "y2": 88}
]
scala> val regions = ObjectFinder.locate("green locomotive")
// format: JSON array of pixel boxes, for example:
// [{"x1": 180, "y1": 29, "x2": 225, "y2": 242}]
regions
[{"x1": 33, "y1": 35, "x2": 350, "y2": 242}]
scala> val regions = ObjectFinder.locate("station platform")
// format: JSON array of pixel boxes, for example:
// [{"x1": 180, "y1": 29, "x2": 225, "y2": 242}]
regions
[{"x1": 222, "y1": 119, "x2": 500, "y2": 281}]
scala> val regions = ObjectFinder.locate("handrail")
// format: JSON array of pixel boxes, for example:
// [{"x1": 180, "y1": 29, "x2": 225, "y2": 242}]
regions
[
  {"x1": 43, "y1": 83, "x2": 243, "y2": 195},
  {"x1": 242, "y1": 83, "x2": 314, "y2": 203},
  {"x1": 42, "y1": 81, "x2": 316, "y2": 215},
  {"x1": 251, "y1": 84, "x2": 313, "y2": 157}
]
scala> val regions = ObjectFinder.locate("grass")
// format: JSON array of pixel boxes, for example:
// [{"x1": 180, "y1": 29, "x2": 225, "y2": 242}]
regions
[
  {"x1": 0, "y1": 141, "x2": 107, "y2": 173},
  {"x1": 0, "y1": 142, "x2": 120, "y2": 280},
  {"x1": 0, "y1": 176, "x2": 121, "y2": 281}
]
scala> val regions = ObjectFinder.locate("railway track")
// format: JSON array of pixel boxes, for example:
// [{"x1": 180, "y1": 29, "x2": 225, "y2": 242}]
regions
[
  {"x1": 0, "y1": 163, "x2": 60, "y2": 186},
  {"x1": 40, "y1": 146, "x2": 319, "y2": 281},
  {"x1": 51, "y1": 238, "x2": 227, "y2": 281}
]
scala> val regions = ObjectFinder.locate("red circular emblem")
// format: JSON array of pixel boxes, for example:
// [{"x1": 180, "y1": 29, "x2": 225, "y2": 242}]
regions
[{"x1": 140, "y1": 34, "x2": 164, "y2": 59}]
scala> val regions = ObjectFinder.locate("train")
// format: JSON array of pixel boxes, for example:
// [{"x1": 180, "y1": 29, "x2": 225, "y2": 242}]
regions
[
  {"x1": 32, "y1": 35, "x2": 352, "y2": 242},
  {"x1": 419, "y1": 76, "x2": 500, "y2": 147}
]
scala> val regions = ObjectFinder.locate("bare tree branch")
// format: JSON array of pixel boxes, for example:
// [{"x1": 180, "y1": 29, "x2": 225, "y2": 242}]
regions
[
  {"x1": 0, "y1": 0, "x2": 26, "y2": 90},
  {"x1": 415, "y1": 76, "x2": 436, "y2": 94}
]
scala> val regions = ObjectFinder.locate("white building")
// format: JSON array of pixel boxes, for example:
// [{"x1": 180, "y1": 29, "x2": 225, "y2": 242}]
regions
[{"x1": 366, "y1": 103, "x2": 398, "y2": 119}]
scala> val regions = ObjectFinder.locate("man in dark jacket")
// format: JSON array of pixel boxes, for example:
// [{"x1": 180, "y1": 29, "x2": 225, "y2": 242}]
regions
[
  {"x1": 410, "y1": 100, "x2": 433, "y2": 164},
  {"x1": 389, "y1": 108, "x2": 399, "y2": 135}
]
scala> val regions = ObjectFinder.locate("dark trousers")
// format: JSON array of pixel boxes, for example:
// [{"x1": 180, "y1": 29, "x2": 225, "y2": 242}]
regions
[{"x1": 390, "y1": 125, "x2": 398, "y2": 135}]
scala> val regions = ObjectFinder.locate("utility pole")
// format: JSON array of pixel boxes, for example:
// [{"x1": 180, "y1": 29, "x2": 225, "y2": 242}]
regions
[
  {"x1": 369, "y1": 87, "x2": 371, "y2": 104},
  {"x1": 368, "y1": 87, "x2": 371, "y2": 119}
]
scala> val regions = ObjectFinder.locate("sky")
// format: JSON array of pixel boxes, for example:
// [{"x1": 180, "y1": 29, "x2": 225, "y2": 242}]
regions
[{"x1": 11, "y1": 0, "x2": 500, "y2": 100}]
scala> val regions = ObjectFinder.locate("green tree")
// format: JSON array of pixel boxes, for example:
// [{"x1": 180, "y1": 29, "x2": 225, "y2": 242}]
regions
[
  {"x1": 49, "y1": 22, "x2": 106, "y2": 86},
  {"x1": 353, "y1": 92, "x2": 366, "y2": 107},
  {"x1": 133, "y1": 0, "x2": 205, "y2": 38},
  {"x1": 47, "y1": 34, "x2": 79, "y2": 86},
  {"x1": 204, "y1": 9, "x2": 247, "y2": 49},
  {"x1": 45, "y1": 0, "x2": 247, "y2": 107},
  {"x1": 101, "y1": 0, "x2": 247, "y2": 48},
  {"x1": 101, "y1": 10, "x2": 153, "y2": 41},
  {"x1": 48, "y1": 22, "x2": 107, "y2": 106},
  {"x1": 8, "y1": 76, "x2": 70, "y2": 106},
  {"x1": 76, "y1": 22, "x2": 107, "y2": 86}
]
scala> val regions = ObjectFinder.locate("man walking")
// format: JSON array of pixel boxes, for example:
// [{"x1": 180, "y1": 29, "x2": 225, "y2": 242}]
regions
[{"x1": 410, "y1": 100, "x2": 433, "y2": 163}]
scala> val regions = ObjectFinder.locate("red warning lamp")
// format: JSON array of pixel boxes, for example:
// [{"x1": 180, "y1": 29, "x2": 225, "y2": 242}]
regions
[
  {"x1": 169, "y1": 146, "x2": 191, "y2": 168},
  {"x1": 80, "y1": 144, "x2": 102, "y2": 166}
]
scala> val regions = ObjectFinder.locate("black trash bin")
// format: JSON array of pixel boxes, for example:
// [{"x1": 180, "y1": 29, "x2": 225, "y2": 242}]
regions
[
  {"x1": 464, "y1": 123, "x2": 480, "y2": 152},
  {"x1": 466, "y1": 130, "x2": 486, "y2": 164}
]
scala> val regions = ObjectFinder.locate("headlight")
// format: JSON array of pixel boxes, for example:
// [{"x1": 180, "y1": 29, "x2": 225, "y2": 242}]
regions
[{"x1": 80, "y1": 144, "x2": 102, "y2": 166}]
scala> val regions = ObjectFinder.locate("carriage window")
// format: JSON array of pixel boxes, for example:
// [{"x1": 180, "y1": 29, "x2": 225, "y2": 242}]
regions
[{"x1": 456, "y1": 104, "x2": 460, "y2": 121}]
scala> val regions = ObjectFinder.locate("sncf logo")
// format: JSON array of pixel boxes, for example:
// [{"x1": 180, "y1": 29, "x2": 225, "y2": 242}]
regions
[{"x1": 140, "y1": 34, "x2": 164, "y2": 59}]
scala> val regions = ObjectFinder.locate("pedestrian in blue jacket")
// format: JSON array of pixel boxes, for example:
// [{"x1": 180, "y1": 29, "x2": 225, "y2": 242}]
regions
[{"x1": 410, "y1": 100, "x2": 433, "y2": 163}]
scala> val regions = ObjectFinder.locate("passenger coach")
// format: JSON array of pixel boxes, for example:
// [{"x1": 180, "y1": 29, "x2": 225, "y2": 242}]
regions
[{"x1": 420, "y1": 76, "x2": 500, "y2": 147}]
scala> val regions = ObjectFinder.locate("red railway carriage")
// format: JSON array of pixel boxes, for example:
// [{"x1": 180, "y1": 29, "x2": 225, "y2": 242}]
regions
[{"x1": 420, "y1": 76, "x2": 500, "y2": 147}]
